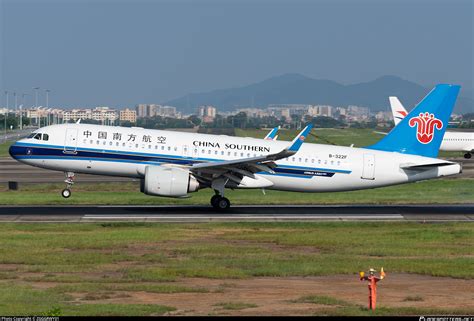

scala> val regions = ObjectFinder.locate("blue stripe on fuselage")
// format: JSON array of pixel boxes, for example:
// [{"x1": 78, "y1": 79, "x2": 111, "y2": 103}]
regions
[{"x1": 10, "y1": 142, "x2": 351, "y2": 178}]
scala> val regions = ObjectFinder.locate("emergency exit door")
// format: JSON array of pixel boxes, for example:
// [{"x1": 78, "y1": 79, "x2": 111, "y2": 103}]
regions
[
  {"x1": 361, "y1": 154, "x2": 375, "y2": 180},
  {"x1": 64, "y1": 128, "x2": 78, "y2": 153}
]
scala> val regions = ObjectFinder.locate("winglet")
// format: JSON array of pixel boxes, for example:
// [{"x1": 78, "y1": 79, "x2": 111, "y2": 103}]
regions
[
  {"x1": 264, "y1": 126, "x2": 280, "y2": 140},
  {"x1": 288, "y1": 124, "x2": 313, "y2": 152}
]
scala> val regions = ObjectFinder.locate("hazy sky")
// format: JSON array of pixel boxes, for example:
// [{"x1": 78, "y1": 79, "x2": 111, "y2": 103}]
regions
[{"x1": 1, "y1": 0, "x2": 472, "y2": 108}]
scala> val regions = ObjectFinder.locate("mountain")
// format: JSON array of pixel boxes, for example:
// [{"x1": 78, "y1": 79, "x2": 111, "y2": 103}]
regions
[{"x1": 165, "y1": 74, "x2": 473, "y2": 114}]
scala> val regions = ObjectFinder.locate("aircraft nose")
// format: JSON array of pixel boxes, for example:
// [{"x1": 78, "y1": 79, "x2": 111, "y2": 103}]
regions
[{"x1": 8, "y1": 142, "x2": 21, "y2": 160}]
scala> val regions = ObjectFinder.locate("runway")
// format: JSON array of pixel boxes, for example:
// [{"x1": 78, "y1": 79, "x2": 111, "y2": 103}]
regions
[{"x1": 0, "y1": 205, "x2": 473, "y2": 222}]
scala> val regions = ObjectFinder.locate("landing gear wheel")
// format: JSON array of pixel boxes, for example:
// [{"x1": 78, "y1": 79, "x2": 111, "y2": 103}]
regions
[
  {"x1": 216, "y1": 197, "x2": 230, "y2": 210},
  {"x1": 210, "y1": 195, "x2": 221, "y2": 207},
  {"x1": 464, "y1": 153, "x2": 472, "y2": 159},
  {"x1": 61, "y1": 188, "x2": 71, "y2": 198}
]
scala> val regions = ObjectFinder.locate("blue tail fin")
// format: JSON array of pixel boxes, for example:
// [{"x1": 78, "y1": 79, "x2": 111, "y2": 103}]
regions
[{"x1": 367, "y1": 84, "x2": 460, "y2": 158}]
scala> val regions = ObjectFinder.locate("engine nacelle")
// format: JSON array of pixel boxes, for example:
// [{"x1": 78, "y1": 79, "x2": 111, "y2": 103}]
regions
[{"x1": 142, "y1": 166, "x2": 200, "y2": 197}]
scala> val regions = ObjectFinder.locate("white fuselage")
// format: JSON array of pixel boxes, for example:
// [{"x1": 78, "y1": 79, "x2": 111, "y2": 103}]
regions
[
  {"x1": 9, "y1": 124, "x2": 461, "y2": 194},
  {"x1": 440, "y1": 132, "x2": 474, "y2": 153}
]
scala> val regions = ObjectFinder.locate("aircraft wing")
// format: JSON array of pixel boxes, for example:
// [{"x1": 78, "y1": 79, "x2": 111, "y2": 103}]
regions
[{"x1": 190, "y1": 124, "x2": 312, "y2": 182}]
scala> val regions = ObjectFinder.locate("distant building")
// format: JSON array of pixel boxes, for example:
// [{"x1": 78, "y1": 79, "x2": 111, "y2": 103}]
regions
[
  {"x1": 120, "y1": 108, "x2": 137, "y2": 123},
  {"x1": 347, "y1": 105, "x2": 370, "y2": 121},
  {"x1": 235, "y1": 108, "x2": 269, "y2": 118},
  {"x1": 161, "y1": 106, "x2": 177, "y2": 117},
  {"x1": 308, "y1": 105, "x2": 333, "y2": 117},
  {"x1": 375, "y1": 111, "x2": 392, "y2": 122},
  {"x1": 63, "y1": 109, "x2": 92, "y2": 122},
  {"x1": 135, "y1": 104, "x2": 178, "y2": 118},
  {"x1": 198, "y1": 105, "x2": 217, "y2": 122},
  {"x1": 62, "y1": 107, "x2": 117, "y2": 124},
  {"x1": 136, "y1": 104, "x2": 148, "y2": 118},
  {"x1": 92, "y1": 107, "x2": 118, "y2": 123}
]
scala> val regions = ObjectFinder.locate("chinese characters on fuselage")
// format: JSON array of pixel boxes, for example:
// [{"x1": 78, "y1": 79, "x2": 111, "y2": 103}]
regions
[{"x1": 82, "y1": 130, "x2": 167, "y2": 144}]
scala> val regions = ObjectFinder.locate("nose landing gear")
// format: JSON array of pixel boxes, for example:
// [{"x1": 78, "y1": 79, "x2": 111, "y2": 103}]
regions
[{"x1": 61, "y1": 172, "x2": 75, "y2": 198}]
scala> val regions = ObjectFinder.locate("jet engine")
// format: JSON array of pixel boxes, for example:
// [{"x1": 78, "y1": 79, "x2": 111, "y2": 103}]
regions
[{"x1": 141, "y1": 166, "x2": 200, "y2": 197}]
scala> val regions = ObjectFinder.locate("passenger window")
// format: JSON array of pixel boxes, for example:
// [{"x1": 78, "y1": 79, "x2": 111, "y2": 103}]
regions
[
  {"x1": 168, "y1": 146, "x2": 171, "y2": 151},
  {"x1": 174, "y1": 147, "x2": 177, "y2": 151},
  {"x1": 43, "y1": 134, "x2": 49, "y2": 141}
]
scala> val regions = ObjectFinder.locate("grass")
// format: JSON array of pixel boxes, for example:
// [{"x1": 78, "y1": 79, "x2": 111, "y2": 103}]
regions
[
  {"x1": 289, "y1": 294, "x2": 472, "y2": 316},
  {"x1": 292, "y1": 295, "x2": 351, "y2": 306},
  {"x1": 1, "y1": 178, "x2": 472, "y2": 205},
  {"x1": 214, "y1": 302, "x2": 258, "y2": 310},
  {"x1": 403, "y1": 295, "x2": 424, "y2": 302},
  {"x1": 0, "y1": 222, "x2": 472, "y2": 315},
  {"x1": 0, "y1": 141, "x2": 12, "y2": 157}
]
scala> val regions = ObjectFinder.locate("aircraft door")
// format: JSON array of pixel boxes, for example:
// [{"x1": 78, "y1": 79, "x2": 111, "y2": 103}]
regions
[
  {"x1": 64, "y1": 128, "x2": 78, "y2": 153},
  {"x1": 361, "y1": 154, "x2": 375, "y2": 180}
]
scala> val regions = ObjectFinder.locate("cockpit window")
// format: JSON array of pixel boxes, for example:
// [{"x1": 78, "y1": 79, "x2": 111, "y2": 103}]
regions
[
  {"x1": 33, "y1": 133, "x2": 41, "y2": 140},
  {"x1": 27, "y1": 133, "x2": 36, "y2": 138},
  {"x1": 43, "y1": 134, "x2": 49, "y2": 141}
]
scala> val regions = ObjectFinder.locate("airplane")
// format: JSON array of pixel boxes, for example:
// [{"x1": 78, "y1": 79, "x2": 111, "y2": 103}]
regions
[
  {"x1": 390, "y1": 96, "x2": 474, "y2": 159},
  {"x1": 9, "y1": 84, "x2": 462, "y2": 210}
]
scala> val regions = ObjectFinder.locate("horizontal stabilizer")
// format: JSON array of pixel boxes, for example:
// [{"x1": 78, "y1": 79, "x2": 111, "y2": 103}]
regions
[{"x1": 400, "y1": 161, "x2": 458, "y2": 170}]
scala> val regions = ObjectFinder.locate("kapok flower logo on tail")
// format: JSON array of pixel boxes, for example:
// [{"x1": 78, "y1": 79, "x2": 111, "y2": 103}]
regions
[{"x1": 408, "y1": 112, "x2": 443, "y2": 144}]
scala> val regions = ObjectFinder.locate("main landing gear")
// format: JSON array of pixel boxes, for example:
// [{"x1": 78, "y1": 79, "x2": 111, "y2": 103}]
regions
[
  {"x1": 61, "y1": 172, "x2": 75, "y2": 198},
  {"x1": 464, "y1": 152, "x2": 472, "y2": 159},
  {"x1": 210, "y1": 194, "x2": 231, "y2": 210},
  {"x1": 210, "y1": 178, "x2": 231, "y2": 210}
]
